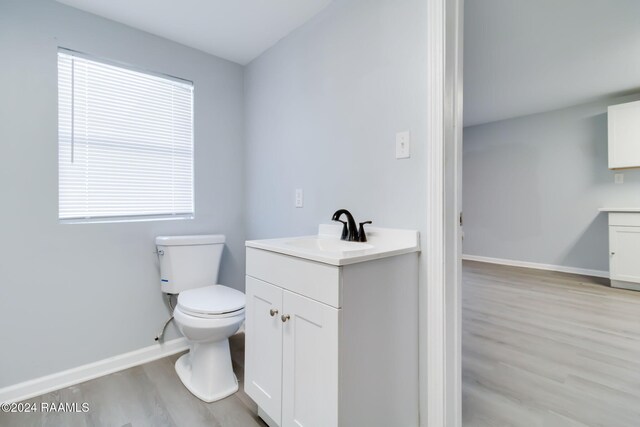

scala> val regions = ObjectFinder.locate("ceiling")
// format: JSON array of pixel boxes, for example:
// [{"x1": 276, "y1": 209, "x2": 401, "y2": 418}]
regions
[
  {"x1": 56, "y1": 0, "x2": 333, "y2": 65},
  {"x1": 57, "y1": 0, "x2": 640, "y2": 126},
  {"x1": 465, "y1": 0, "x2": 640, "y2": 127}
]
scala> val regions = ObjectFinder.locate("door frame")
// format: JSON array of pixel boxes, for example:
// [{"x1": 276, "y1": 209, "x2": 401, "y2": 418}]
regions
[{"x1": 422, "y1": 0, "x2": 463, "y2": 425}]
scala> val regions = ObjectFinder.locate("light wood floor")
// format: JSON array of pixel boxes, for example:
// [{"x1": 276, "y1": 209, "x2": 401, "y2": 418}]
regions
[
  {"x1": 463, "y1": 261, "x2": 640, "y2": 427},
  {"x1": 0, "y1": 334, "x2": 265, "y2": 427},
  {"x1": 5, "y1": 262, "x2": 640, "y2": 426}
]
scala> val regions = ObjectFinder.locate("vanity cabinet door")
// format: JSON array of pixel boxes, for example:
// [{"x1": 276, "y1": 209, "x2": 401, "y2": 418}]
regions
[
  {"x1": 281, "y1": 290, "x2": 339, "y2": 427},
  {"x1": 609, "y1": 226, "x2": 640, "y2": 283},
  {"x1": 245, "y1": 276, "x2": 283, "y2": 426}
]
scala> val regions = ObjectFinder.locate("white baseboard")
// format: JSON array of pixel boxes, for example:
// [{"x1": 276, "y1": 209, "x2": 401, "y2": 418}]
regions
[
  {"x1": 462, "y1": 254, "x2": 609, "y2": 279},
  {"x1": 0, "y1": 337, "x2": 188, "y2": 404}
]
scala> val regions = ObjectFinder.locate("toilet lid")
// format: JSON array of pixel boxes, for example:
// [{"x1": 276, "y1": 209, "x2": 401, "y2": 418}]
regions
[{"x1": 177, "y1": 285, "x2": 245, "y2": 316}]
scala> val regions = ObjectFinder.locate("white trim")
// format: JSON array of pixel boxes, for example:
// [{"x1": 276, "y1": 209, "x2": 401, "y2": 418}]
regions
[
  {"x1": 424, "y1": 0, "x2": 463, "y2": 425},
  {"x1": 0, "y1": 338, "x2": 188, "y2": 404},
  {"x1": 447, "y1": 0, "x2": 463, "y2": 425},
  {"x1": 462, "y1": 254, "x2": 609, "y2": 279},
  {"x1": 424, "y1": 0, "x2": 445, "y2": 419}
]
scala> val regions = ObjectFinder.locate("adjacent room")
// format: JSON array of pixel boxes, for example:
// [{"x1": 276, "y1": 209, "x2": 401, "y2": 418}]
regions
[{"x1": 462, "y1": 1, "x2": 640, "y2": 425}]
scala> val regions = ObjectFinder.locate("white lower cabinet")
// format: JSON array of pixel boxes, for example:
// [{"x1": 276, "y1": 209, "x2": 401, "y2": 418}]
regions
[
  {"x1": 244, "y1": 247, "x2": 419, "y2": 427},
  {"x1": 605, "y1": 212, "x2": 640, "y2": 291},
  {"x1": 244, "y1": 277, "x2": 283, "y2": 424},
  {"x1": 282, "y1": 289, "x2": 339, "y2": 427},
  {"x1": 610, "y1": 226, "x2": 640, "y2": 282},
  {"x1": 245, "y1": 276, "x2": 338, "y2": 427}
]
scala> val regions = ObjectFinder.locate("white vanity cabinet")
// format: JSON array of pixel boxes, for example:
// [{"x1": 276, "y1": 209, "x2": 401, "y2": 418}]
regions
[
  {"x1": 244, "y1": 242, "x2": 419, "y2": 427},
  {"x1": 608, "y1": 100, "x2": 640, "y2": 169},
  {"x1": 245, "y1": 275, "x2": 339, "y2": 427},
  {"x1": 602, "y1": 210, "x2": 640, "y2": 291}
]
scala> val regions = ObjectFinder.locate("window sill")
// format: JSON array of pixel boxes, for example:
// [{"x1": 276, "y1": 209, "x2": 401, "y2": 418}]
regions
[{"x1": 59, "y1": 214, "x2": 194, "y2": 225}]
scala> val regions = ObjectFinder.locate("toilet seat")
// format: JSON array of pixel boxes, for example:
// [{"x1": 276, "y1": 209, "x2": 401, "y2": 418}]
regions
[{"x1": 177, "y1": 285, "x2": 245, "y2": 319}]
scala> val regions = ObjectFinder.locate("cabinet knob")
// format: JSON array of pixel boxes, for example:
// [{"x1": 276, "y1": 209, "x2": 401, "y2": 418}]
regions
[
  {"x1": 270, "y1": 309, "x2": 279, "y2": 317},
  {"x1": 281, "y1": 314, "x2": 290, "y2": 322},
  {"x1": 611, "y1": 252, "x2": 615, "y2": 255}
]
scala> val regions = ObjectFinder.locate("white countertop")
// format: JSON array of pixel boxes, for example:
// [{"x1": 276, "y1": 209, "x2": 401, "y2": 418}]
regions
[
  {"x1": 599, "y1": 208, "x2": 640, "y2": 212},
  {"x1": 245, "y1": 224, "x2": 420, "y2": 266}
]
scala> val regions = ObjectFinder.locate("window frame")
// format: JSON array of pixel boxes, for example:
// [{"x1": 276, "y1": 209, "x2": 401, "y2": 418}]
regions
[{"x1": 57, "y1": 48, "x2": 195, "y2": 224}]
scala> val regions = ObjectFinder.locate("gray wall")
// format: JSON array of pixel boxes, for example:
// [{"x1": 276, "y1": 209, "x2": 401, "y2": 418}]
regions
[
  {"x1": 0, "y1": 0, "x2": 244, "y2": 387},
  {"x1": 463, "y1": 93, "x2": 640, "y2": 273},
  {"x1": 244, "y1": 0, "x2": 428, "y2": 240}
]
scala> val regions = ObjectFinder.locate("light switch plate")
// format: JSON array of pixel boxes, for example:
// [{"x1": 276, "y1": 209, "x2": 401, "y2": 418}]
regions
[
  {"x1": 396, "y1": 131, "x2": 411, "y2": 159},
  {"x1": 615, "y1": 173, "x2": 624, "y2": 184},
  {"x1": 295, "y1": 189, "x2": 303, "y2": 208}
]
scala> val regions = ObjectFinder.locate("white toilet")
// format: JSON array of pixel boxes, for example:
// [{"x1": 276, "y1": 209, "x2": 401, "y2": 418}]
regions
[{"x1": 155, "y1": 234, "x2": 245, "y2": 403}]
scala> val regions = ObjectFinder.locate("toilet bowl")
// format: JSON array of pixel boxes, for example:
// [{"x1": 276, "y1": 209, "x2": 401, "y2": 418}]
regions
[
  {"x1": 155, "y1": 234, "x2": 245, "y2": 403},
  {"x1": 172, "y1": 284, "x2": 245, "y2": 402}
]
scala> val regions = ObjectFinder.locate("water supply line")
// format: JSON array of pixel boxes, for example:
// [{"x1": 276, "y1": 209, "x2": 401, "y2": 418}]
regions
[{"x1": 155, "y1": 292, "x2": 176, "y2": 342}]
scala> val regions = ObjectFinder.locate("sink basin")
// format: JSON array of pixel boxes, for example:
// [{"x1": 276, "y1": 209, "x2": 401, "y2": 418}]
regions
[
  {"x1": 285, "y1": 237, "x2": 373, "y2": 253},
  {"x1": 246, "y1": 224, "x2": 420, "y2": 266}
]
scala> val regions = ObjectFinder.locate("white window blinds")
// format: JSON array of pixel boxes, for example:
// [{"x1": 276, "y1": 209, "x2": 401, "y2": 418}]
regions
[{"x1": 58, "y1": 50, "x2": 194, "y2": 222}]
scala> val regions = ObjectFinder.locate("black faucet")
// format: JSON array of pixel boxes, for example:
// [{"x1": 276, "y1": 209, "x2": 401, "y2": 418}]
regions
[
  {"x1": 331, "y1": 209, "x2": 372, "y2": 242},
  {"x1": 332, "y1": 209, "x2": 358, "y2": 241},
  {"x1": 358, "y1": 221, "x2": 373, "y2": 242}
]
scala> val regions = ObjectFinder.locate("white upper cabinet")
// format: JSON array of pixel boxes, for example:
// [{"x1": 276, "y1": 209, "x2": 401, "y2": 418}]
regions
[{"x1": 608, "y1": 100, "x2": 640, "y2": 169}]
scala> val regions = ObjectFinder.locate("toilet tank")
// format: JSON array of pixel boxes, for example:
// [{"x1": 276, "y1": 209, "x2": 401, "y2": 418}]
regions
[{"x1": 155, "y1": 234, "x2": 225, "y2": 294}]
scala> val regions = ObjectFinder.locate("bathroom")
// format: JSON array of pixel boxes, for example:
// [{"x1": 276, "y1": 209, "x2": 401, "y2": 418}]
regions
[
  {"x1": 1, "y1": 0, "x2": 449, "y2": 426},
  {"x1": 9, "y1": 0, "x2": 640, "y2": 426}
]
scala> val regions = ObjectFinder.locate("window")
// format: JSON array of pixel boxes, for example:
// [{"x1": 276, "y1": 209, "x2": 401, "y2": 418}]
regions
[{"x1": 57, "y1": 49, "x2": 194, "y2": 222}]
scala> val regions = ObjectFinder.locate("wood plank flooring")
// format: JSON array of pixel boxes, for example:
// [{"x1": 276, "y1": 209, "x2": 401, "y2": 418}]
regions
[
  {"x1": 4, "y1": 262, "x2": 640, "y2": 426},
  {"x1": 0, "y1": 334, "x2": 265, "y2": 427},
  {"x1": 463, "y1": 261, "x2": 640, "y2": 427}
]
